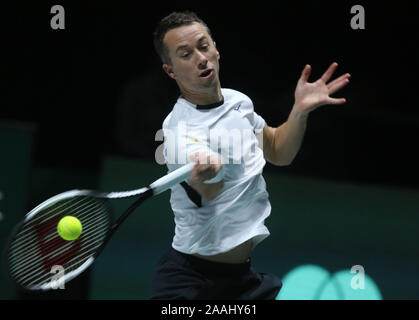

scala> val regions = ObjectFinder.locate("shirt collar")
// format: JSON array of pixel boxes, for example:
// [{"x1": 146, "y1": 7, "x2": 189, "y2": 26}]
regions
[
  {"x1": 196, "y1": 98, "x2": 224, "y2": 110},
  {"x1": 180, "y1": 95, "x2": 224, "y2": 110}
]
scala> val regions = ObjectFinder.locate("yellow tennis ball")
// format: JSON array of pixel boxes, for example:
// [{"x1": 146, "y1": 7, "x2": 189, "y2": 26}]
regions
[{"x1": 57, "y1": 216, "x2": 82, "y2": 241}]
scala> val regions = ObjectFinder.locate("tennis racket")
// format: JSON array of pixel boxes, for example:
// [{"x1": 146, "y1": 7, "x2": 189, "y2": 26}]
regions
[{"x1": 5, "y1": 163, "x2": 194, "y2": 291}]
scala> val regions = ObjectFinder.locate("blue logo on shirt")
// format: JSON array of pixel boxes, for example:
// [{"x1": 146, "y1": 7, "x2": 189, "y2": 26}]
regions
[{"x1": 233, "y1": 104, "x2": 242, "y2": 112}]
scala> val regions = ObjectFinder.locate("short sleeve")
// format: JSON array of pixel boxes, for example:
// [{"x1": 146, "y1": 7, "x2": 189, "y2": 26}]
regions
[
  {"x1": 253, "y1": 111, "x2": 265, "y2": 134},
  {"x1": 241, "y1": 95, "x2": 265, "y2": 134}
]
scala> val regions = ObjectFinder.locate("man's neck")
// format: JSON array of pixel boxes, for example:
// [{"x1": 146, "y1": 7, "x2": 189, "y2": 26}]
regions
[{"x1": 180, "y1": 86, "x2": 223, "y2": 106}]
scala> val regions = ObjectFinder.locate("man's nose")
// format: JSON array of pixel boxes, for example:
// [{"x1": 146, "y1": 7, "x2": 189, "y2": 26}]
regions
[{"x1": 196, "y1": 50, "x2": 208, "y2": 69}]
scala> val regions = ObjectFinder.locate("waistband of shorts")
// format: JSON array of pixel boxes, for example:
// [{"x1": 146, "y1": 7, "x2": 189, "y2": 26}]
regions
[{"x1": 168, "y1": 247, "x2": 251, "y2": 276}]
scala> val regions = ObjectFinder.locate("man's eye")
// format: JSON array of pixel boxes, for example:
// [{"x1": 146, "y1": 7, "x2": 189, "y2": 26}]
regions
[{"x1": 182, "y1": 52, "x2": 190, "y2": 58}]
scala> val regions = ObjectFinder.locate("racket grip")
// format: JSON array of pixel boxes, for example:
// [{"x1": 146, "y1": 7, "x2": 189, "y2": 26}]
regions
[{"x1": 150, "y1": 163, "x2": 195, "y2": 195}]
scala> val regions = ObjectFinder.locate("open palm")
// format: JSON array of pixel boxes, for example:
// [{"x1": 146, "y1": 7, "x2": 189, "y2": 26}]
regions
[{"x1": 294, "y1": 62, "x2": 351, "y2": 114}]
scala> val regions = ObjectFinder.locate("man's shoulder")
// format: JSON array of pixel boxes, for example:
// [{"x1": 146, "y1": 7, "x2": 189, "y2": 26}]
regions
[
  {"x1": 162, "y1": 97, "x2": 189, "y2": 128},
  {"x1": 162, "y1": 111, "x2": 173, "y2": 129},
  {"x1": 222, "y1": 88, "x2": 252, "y2": 103}
]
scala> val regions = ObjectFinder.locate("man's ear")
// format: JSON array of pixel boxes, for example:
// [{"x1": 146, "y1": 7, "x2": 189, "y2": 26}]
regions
[
  {"x1": 162, "y1": 63, "x2": 176, "y2": 80},
  {"x1": 214, "y1": 41, "x2": 220, "y2": 60}
]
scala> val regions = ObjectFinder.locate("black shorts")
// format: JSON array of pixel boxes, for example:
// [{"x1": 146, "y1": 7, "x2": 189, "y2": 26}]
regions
[{"x1": 150, "y1": 247, "x2": 282, "y2": 300}]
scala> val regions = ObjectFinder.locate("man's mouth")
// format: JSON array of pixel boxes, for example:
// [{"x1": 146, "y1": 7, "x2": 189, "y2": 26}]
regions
[{"x1": 199, "y1": 69, "x2": 213, "y2": 78}]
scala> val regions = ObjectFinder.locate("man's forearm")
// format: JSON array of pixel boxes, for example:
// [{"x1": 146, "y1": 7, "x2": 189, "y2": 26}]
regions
[{"x1": 273, "y1": 105, "x2": 309, "y2": 165}]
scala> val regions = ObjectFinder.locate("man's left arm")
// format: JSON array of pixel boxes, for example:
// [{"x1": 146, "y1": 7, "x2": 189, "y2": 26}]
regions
[{"x1": 261, "y1": 62, "x2": 351, "y2": 166}]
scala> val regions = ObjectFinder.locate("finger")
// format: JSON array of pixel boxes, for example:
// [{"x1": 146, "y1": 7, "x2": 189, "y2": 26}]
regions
[
  {"x1": 198, "y1": 166, "x2": 215, "y2": 180},
  {"x1": 195, "y1": 152, "x2": 210, "y2": 164},
  {"x1": 328, "y1": 76, "x2": 350, "y2": 95},
  {"x1": 209, "y1": 154, "x2": 222, "y2": 165},
  {"x1": 197, "y1": 162, "x2": 210, "y2": 171},
  {"x1": 327, "y1": 97, "x2": 347, "y2": 105},
  {"x1": 321, "y1": 62, "x2": 338, "y2": 83},
  {"x1": 189, "y1": 153, "x2": 198, "y2": 163},
  {"x1": 327, "y1": 73, "x2": 350, "y2": 89},
  {"x1": 299, "y1": 64, "x2": 312, "y2": 83}
]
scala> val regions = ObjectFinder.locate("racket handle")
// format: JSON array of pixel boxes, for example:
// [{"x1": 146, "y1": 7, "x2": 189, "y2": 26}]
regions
[{"x1": 150, "y1": 163, "x2": 195, "y2": 195}]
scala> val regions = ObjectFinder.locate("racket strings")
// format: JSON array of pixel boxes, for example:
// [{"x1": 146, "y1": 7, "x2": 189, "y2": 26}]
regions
[
  {"x1": 9, "y1": 197, "x2": 102, "y2": 267},
  {"x1": 28, "y1": 217, "x2": 111, "y2": 287},
  {"x1": 7, "y1": 195, "x2": 112, "y2": 289},
  {"x1": 10, "y1": 199, "x2": 106, "y2": 262},
  {"x1": 9, "y1": 216, "x2": 109, "y2": 284},
  {"x1": 9, "y1": 196, "x2": 109, "y2": 288},
  {"x1": 15, "y1": 195, "x2": 96, "y2": 239}
]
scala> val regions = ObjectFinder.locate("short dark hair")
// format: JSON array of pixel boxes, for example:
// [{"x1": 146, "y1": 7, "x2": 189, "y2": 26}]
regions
[{"x1": 153, "y1": 11, "x2": 213, "y2": 65}]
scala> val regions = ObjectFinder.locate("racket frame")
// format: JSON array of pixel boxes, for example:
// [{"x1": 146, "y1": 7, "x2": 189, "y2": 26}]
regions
[{"x1": 4, "y1": 162, "x2": 194, "y2": 291}]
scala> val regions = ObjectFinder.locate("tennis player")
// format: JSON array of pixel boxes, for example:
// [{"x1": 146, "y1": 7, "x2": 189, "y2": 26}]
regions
[{"x1": 151, "y1": 11, "x2": 350, "y2": 300}]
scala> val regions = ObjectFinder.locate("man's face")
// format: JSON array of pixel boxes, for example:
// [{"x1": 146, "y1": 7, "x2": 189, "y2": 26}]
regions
[{"x1": 162, "y1": 22, "x2": 220, "y2": 94}]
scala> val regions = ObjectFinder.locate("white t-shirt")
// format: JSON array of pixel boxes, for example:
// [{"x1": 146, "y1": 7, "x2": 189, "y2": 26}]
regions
[{"x1": 162, "y1": 88, "x2": 271, "y2": 255}]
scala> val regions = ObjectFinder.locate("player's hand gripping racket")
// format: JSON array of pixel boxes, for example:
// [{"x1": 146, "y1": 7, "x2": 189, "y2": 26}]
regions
[{"x1": 5, "y1": 163, "x2": 194, "y2": 291}]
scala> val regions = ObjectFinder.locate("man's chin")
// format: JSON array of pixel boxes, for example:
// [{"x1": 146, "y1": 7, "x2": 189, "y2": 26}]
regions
[{"x1": 199, "y1": 74, "x2": 220, "y2": 88}]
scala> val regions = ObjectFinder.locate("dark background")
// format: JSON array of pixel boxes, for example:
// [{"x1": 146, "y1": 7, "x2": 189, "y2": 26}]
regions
[
  {"x1": 2, "y1": 1, "x2": 418, "y2": 189},
  {"x1": 1, "y1": 1, "x2": 418, "y2": 300}
]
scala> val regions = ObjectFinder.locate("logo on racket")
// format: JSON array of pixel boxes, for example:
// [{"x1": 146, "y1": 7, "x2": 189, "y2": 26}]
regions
[{"x1": 34, "y1": 215, "x2": 82, "y2": 272}]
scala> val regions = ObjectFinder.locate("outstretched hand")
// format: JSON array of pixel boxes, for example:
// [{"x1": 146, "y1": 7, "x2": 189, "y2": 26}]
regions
[{"x1": 294, "y1": 62, "x2": 351, "y2": 115}]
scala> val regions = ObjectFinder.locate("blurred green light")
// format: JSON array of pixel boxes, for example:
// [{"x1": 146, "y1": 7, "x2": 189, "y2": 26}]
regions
[{"x1": 276, "y1": 265, "x2": 382, "y2": 300}]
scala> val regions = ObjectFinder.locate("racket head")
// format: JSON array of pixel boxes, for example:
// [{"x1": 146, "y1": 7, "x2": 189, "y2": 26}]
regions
[{"x1": 5, "y1": 190, "x2": 112, "y2": 291}]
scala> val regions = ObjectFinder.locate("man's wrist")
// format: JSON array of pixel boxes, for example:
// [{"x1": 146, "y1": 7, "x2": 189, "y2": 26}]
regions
[{"x1": 290, "y1": 104, "x2": 310, "y2": 121}]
